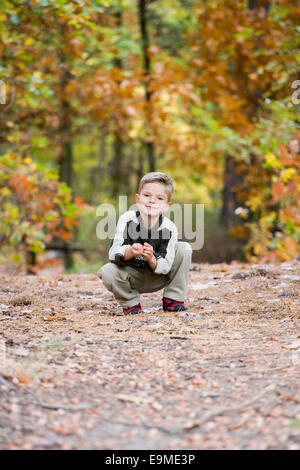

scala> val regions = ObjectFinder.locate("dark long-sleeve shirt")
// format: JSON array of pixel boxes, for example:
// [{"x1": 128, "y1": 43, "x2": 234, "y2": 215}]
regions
[{"x1": 108, "y1": 209, "x2": 178, "y2": 275}]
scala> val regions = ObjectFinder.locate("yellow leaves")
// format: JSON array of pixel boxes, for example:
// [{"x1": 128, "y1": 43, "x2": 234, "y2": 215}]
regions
[
  {"x1": 243, "y1": 138, "x2": 300, "y2": 264},
  {"x1": 253, "y1": 243, "x2": 265, "y2": 256},
  {"x1": 11, "y1": 253, "x2": 22, "y2": 265},
  {"x1": 7, "y1": 133, "x2": 21, "y2": 143},
  {"x1": 265, "y1": 153, "x2": 282, "y2": 170},
  {"x1": 9, "y1": 207, "x2": 19, "y2": 218},
  {"x1": 1, "y1": 152, "x2": 17, "y2": 161},
  {"x1": 212, "y1": 267, "x2": 229, "y2": 272},
  {"x1": 0, "y1": 187, "x2": 11, "y2": 196},
  {"x1": 24, "y1": 37, "x2": 35, "y2": 46},
  {"x1": 280, "y1": 168, "x2": 298, "y2": 183},
  {"x1": 260, "y1": 211, "x2": 276, "y2": 226},
  {"x1": 245, "y1": 196, "x2": 262, "y2": 212},
  {"x1": 23, "y1": 157, "x2": 32, "y2": 165}
]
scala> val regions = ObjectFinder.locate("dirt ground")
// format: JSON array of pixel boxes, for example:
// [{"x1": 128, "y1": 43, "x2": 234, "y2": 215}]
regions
[{"x1": 0, "y1": 259, "x2": 299, "y2": 450}]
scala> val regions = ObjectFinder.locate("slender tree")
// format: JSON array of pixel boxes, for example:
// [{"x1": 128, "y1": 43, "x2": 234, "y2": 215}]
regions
[
  {"x1": 111, "y1": 7, "x2": 125, "y2": 199},
  {"x1": 138, "y1": 0, "x2": 155, "y2": 171}
]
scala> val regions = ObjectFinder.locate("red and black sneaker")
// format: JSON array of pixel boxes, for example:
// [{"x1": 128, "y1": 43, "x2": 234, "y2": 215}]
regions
[
  {"x1": 162, "y1": 296, "x2": 186, "y2": 312},
  {"x1": 123, "y1": 303, "x2": 143, "y2": 315}
]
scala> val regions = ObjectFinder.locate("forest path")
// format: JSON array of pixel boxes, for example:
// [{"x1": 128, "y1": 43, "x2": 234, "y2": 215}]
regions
[{"x1": 0, "y1": 260, "x2": 299, "y2": 449}]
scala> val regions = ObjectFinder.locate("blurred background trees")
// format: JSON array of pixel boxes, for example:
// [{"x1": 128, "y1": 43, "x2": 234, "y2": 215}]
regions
[{"x1": 0, "y1": 0, "x2": 299, "y2": 273}]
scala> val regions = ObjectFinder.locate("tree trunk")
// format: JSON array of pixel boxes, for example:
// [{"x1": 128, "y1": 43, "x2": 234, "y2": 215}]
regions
[
  {"x1": 91, "y1": 131, "x2": 106, "y2": 197},
  {"x1": 220, "y1": 155, "x2": 245, "y2": 230},
  {"x1": 136, "y1": 139, "x2": 145, "y2": 192},
  {"x1": 110, "y1": 8, "x2": 125, "y2": 200},
  {"x1": 111, "y1": 133, "x2": 124, "y2": 199},
  {"x1": 138, "y1": 0, "x2": 155, "y2": 172},
  {"x1": 58, "y1": 56, "x2": 73, "y2": 189},
  {"x1": 57, "y1": 30, "x2": 74, "y2": 270}
]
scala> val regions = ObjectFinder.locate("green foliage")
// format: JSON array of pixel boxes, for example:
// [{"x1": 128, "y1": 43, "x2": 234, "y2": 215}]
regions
[
  {"x1": 0, "y1": 0, "x2": 299, "y2": 269},
  {"x1": 66, "y1": 258, "x2": 103, "y2": 274},
  {"x1": 0, "y1": 153, "x2": 84, "y2": 266}
]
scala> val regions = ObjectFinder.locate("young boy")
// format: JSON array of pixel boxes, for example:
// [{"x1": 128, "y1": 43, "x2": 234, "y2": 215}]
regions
[{"x1": 97, "y1": 172, "x2": 192, "y2": 314}]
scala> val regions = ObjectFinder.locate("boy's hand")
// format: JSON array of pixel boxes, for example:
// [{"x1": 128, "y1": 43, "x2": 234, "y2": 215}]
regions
[
  {"x1": 131, "y1": 243, "x2": 144, "y2": 257},
  {"x1": 124, "y1": 243, "x2": 144, "y2": 260},
  {"x1": 124, "y1": 243, "x2": 157, "y2": 269},
  {"x1": 143, "y1": 242, "x2": 157, "y2": 269}
]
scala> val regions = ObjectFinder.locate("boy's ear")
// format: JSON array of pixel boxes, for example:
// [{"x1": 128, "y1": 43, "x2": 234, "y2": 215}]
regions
[
  {"x1": 162, "y1": 201, "x2": 171, "y2": 213},
  {"x1": 135, "y1": 193, "x2": 140, "y2": 204}
]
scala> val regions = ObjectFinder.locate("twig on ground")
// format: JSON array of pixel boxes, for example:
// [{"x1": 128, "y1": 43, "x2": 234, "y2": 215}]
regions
[
  {"x1": 35, "y1": 397, "x2": 102, "y2": 410},
  {"x1": 184, "y1": 384, "x2": 276, "y2": 431}
]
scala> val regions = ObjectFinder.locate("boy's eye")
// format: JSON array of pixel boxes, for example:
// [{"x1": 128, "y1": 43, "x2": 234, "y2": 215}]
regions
[{"x1": 142, "y1": 193, "x2": 164, "y2": 201}]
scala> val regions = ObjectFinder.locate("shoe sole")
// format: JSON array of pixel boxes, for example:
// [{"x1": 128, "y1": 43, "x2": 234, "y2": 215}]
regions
[
  {"x1": 123, "y1": 310, "x2": 143, "y2": 315},
  {"x1": 163, "y1": 306, "x2": 186, "y2": 312}
]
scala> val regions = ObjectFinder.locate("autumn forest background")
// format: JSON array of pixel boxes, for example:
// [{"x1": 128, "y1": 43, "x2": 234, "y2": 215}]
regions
[{"x1": 1, "y1": 0, "x2": 299, "y2": 274}]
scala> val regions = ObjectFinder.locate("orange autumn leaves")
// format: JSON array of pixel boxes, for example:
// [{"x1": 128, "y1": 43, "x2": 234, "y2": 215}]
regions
[
  {"x1": 231, "y1": 137, "x2": 300, "y2": 263},
  {"x1": 1, "y1": 0, "x2": 299, "y2": 266},
  {"x1": 0, "y1": 154, "x2": 91, "y2": 264},
  {"x1": 185, "y1": 0, "x2": 300, "y2": 262}
]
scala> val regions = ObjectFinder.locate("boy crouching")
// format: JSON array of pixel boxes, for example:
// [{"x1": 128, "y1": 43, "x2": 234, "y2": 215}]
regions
[{"x1": 98, "y1": 172, "x2": 192, "y2": 314}]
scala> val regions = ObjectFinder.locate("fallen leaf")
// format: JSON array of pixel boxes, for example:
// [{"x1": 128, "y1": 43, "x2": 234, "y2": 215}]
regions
[
  {"x1": 115, "y1": 394, "x2": 152, "y2": 404},
  {"x1": 192, "y1": 375, "x2": 205, "y2": 386},
  {"x1": 17, "y1": 374, "x2": 31, "y2": 385},
  {"x1": 50, "y1": 425, "x2": 74, "y2": 436},
  {"x1": 41, "y1": 315, "x2": 66, "y2": 321}
]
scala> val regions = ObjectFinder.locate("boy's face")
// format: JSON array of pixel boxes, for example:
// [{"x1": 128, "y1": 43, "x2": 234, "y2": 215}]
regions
[{"x1": 135, "y1": 182, "x2": 171, "y2": 218}]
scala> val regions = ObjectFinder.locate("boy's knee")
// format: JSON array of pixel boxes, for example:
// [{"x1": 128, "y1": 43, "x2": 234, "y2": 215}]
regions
[{"x1": 98, "y1": 263, "x2": 117, "y2": 287}]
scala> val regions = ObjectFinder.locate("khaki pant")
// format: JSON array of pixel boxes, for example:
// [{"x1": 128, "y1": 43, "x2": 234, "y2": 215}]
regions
[{"x1": 98, "y1": 241, "x2": 192, "y2": 307}]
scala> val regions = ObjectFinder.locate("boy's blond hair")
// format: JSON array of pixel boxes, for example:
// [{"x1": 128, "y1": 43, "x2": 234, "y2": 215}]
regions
[{"x1": 138, "y1": 172, "x2": 174, "y2": 202}]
